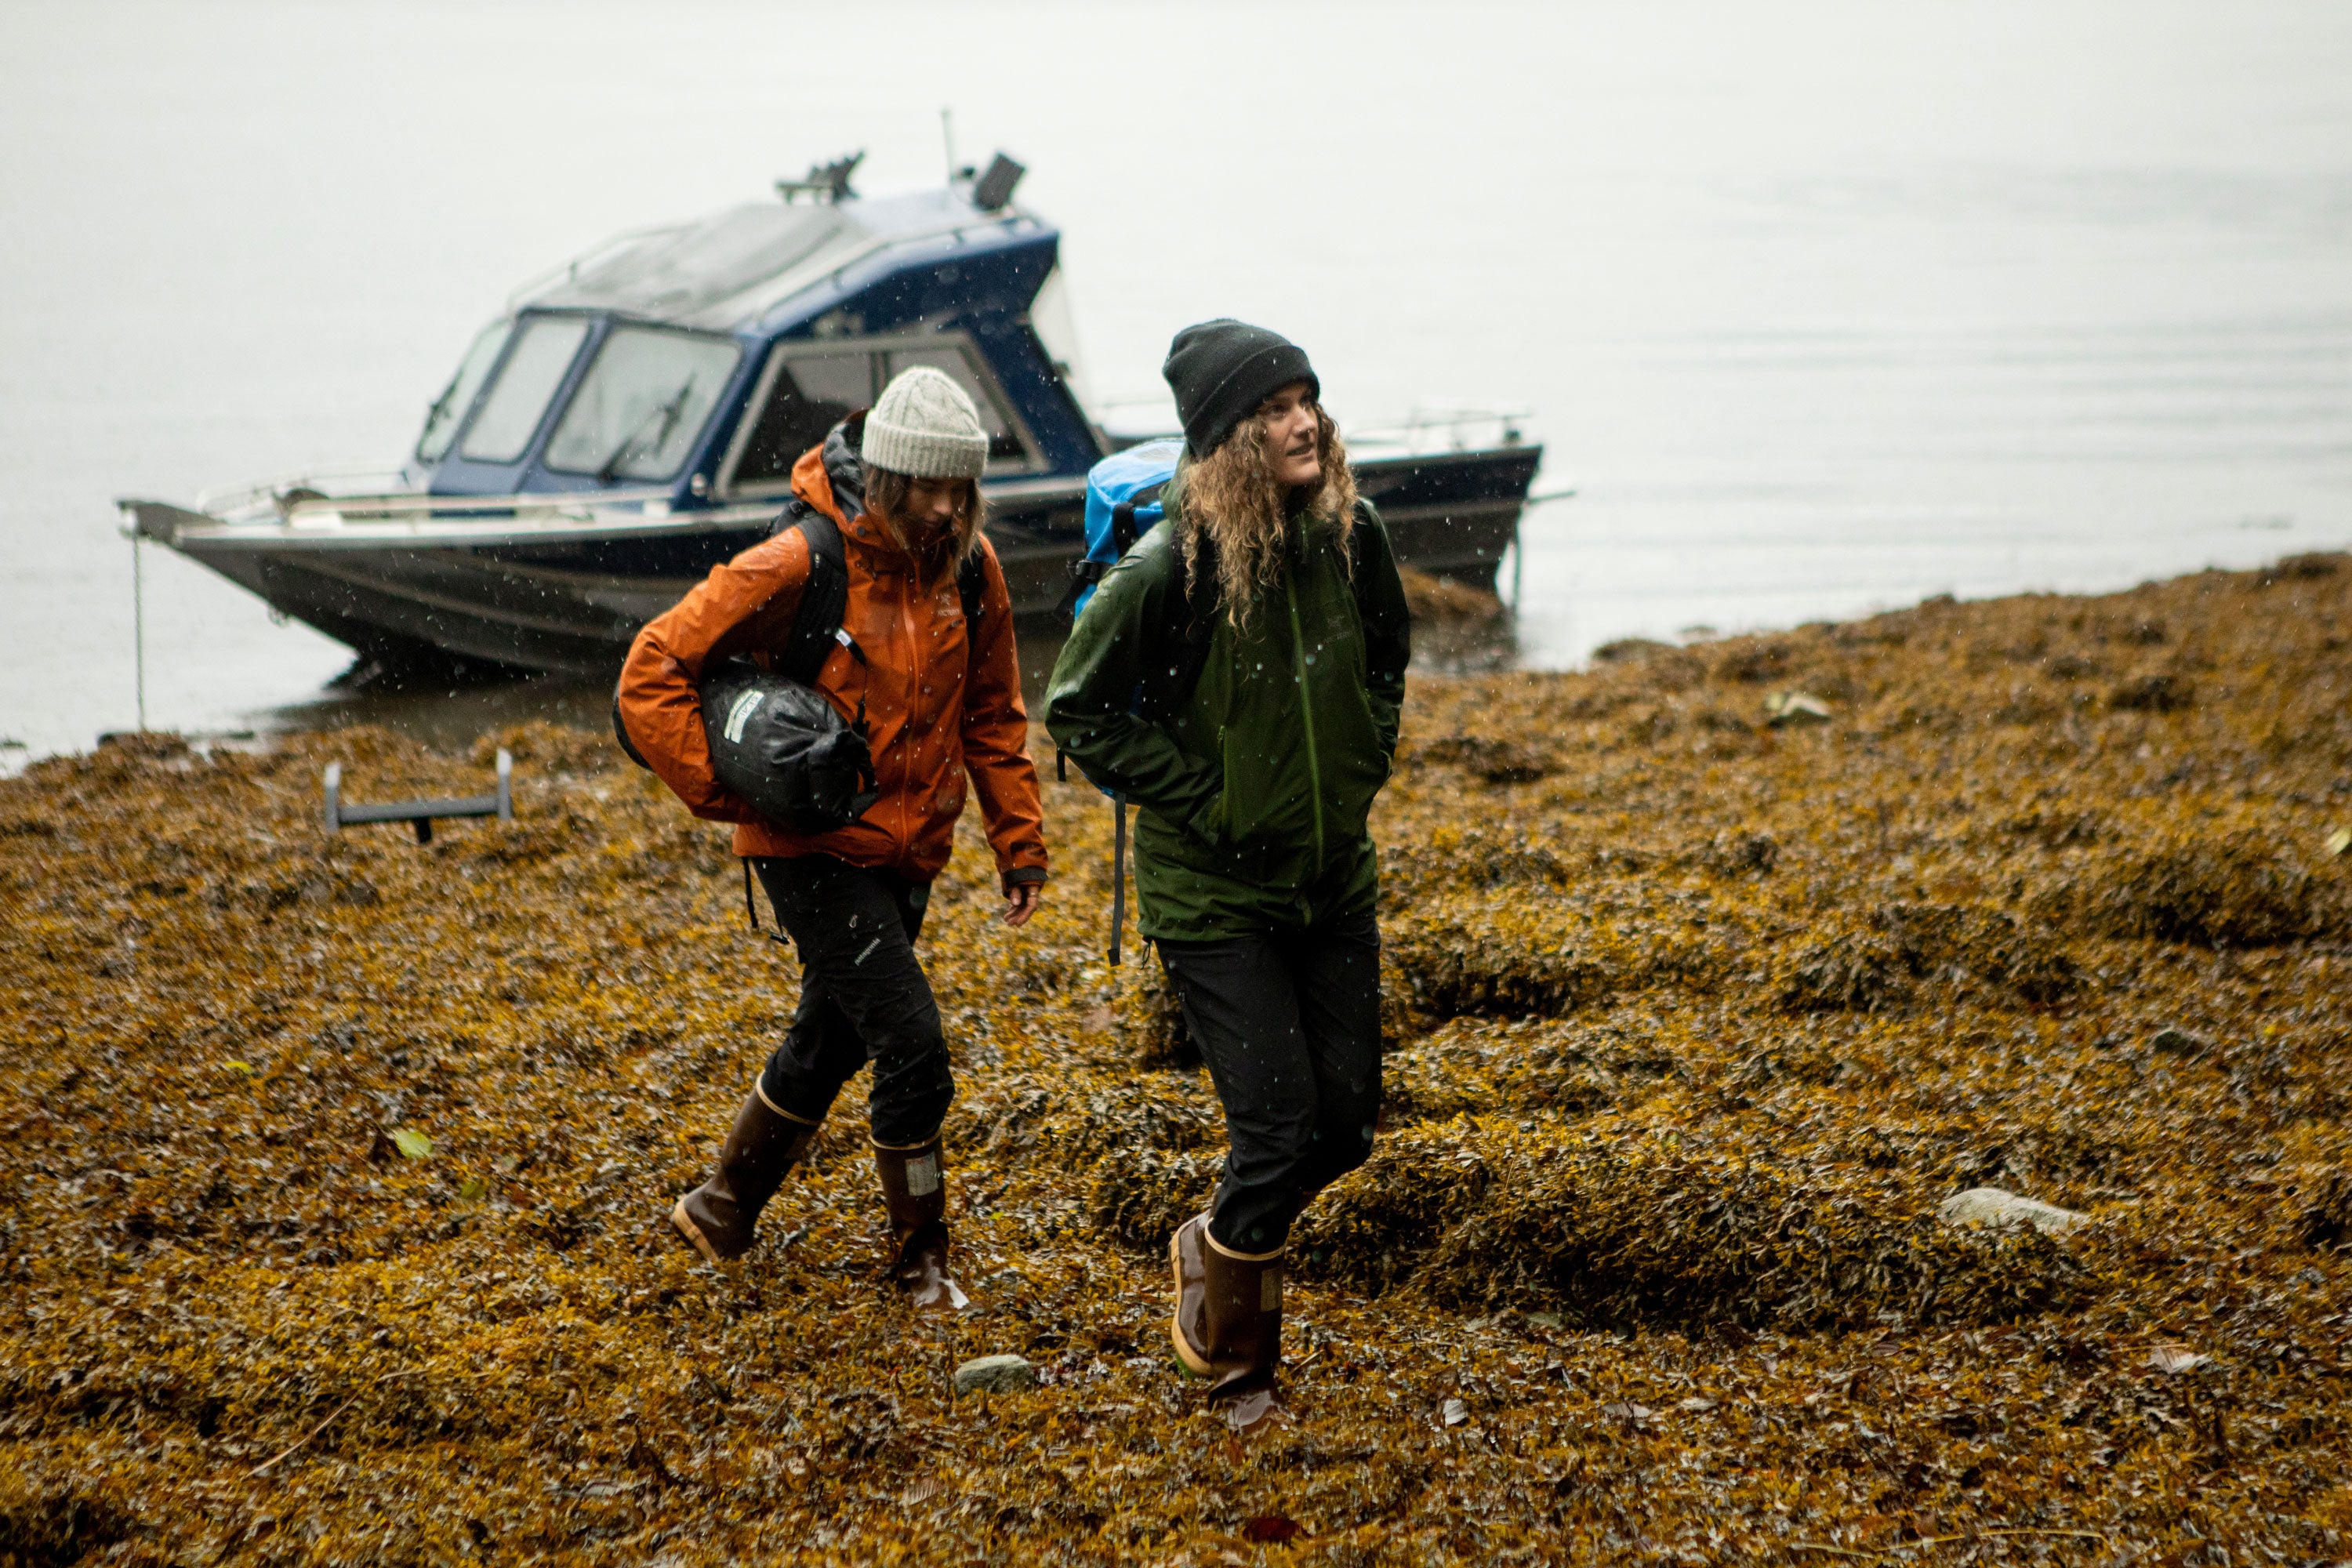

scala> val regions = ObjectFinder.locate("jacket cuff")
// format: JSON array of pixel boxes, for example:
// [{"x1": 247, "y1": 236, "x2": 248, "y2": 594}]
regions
[{"x1": 1002, "y1": 866, "x2": 1047, "y2": 890}]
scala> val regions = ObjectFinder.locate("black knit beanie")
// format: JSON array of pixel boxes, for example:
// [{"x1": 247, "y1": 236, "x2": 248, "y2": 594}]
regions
[{"x1": 1162, "y1": 319, "x2": 1318, "y2": 459}]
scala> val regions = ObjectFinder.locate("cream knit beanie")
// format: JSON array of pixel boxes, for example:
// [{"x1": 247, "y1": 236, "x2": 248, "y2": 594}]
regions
[{"x1": 863, "y1": 365, "x2": 990, "y2": 479}]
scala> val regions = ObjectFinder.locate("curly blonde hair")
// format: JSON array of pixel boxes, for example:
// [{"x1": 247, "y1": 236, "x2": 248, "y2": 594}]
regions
[{"x1": 1178, "y1": 404, "x2": 1358, "y2": 627}]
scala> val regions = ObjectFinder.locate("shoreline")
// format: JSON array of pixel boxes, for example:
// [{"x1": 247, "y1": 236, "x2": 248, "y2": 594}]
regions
[{"x1": 4, "y1": 555, "x2": 2349, "y2": 1562}]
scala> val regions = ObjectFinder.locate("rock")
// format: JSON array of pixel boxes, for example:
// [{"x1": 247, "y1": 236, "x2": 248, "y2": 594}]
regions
[
  {"x1": 1937, "y1": 1187, "x2": 2089, "y2": 1236},
  {"x1": 953, "y1": 1354, "x2": 1038, "y2": 1395},
  {"x1": 2147, "y1": 1025, "x2": 2212, "y2": 1060},
  {"x1": 1764, "y1": 691, "x2": 1832, "y2": 728}
]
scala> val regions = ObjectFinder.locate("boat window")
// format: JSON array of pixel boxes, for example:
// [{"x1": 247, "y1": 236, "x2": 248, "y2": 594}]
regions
[
  {"x1": 544, "y1": 326, "x2": 742, "y2": 482},
  {"x1": 729, "y1": 349, "x2": 875, "y2": 488},
  {"x1": 1026, "y1": 266, "x2": 1093, "y2": 410},
  {"x1": 884, "y1": 345, "x2": 1027, "y2": 465},
  {"x1": 415, "y1": 319, "x2": 512, "y2": 463},
  {"x1": 459, "y1": 317, "x2": 591, "y2": 464}
]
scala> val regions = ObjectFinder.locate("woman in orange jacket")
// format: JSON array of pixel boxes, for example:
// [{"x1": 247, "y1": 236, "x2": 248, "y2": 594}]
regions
[{"x1": 616, "y1": 366, "x2": 1047, "y2": 1308}]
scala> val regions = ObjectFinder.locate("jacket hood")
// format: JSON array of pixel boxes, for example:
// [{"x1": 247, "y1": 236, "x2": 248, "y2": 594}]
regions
[{"x1": 788, "y1": 411, "x2": 869, "y2": 528}]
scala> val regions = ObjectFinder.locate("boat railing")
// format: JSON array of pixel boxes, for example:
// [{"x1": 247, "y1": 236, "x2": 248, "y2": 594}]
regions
[
  {"x1": 279, "y1": 487, "x2": 680, "y2": 525},
  {"x1": 192, "y1": 471, "x2": 683, "y2": 528},
  {"x1": 195, "y1": 464, "x2": 413, "y2": 517},
  {"x1": 1089, "y1": 400, "x2": 1534, "y2": 459},
  {"x1": 1345, "y1": 406, "x2": 1534, "y2": 456}
]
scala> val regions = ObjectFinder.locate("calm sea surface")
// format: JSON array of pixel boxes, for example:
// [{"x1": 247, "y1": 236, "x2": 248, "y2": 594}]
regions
[{"x1": 2, "y1": 0, "x2": 2347, "y2": 764}]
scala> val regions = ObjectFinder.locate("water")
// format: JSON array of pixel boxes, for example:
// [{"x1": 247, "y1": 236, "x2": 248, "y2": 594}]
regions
[{"x1": 3, "y1": 0, "x2": 2347, "y2": 764}]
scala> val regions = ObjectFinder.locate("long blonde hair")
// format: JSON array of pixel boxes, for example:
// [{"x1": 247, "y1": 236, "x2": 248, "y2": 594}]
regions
[{"x1": 1178, "y1": 405, "x2": 1358, "y2": 626}]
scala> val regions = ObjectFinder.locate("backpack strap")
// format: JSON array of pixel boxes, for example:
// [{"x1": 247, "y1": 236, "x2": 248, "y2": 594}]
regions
[
  {"x1": 1058, "y1": 479, "x2": 1171, "y2": 619},
  {"x1": 1114, "y1": 481, "x2": 1169, "y2": 556},
  {"x1": 1346, "y1": 497, "x2": 1376, "y2": 608},
  {"x1": 957, "y1": 546, "x2": 989, "y2": 641},
  {"x1": 1134, "y1": 530, "x2": 1220, "y2": 723},
  {"x1": 775, "y1": 505, "x2": 850, "y2": 684}
]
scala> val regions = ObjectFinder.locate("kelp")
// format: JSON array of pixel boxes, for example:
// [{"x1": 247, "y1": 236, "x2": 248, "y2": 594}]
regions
[{"x1": 3, "y1": 557, "x2": 2352, "y2": 1564}]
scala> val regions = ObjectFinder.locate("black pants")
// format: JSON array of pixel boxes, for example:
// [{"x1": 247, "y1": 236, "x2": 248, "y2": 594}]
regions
[
  {"x1": 751, "y1": 855, "x2": 952, "y2": 1149},
  {"x1": 1158, "y1": 908, "x2": 1383, "y2": 1254}
]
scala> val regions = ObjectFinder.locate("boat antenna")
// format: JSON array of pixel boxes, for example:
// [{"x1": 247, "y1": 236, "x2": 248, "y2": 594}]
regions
[{"x1": 941, "y1": 107, "x2": 956, "y2": 184}]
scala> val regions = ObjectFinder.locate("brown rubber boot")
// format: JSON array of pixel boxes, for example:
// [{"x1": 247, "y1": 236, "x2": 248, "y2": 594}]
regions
[
  {"x1": 670, "y1": 1087, "x2": 821, "y2": 1263},
  {"x1": 873, "y1": 1136, "x2": 969, "y2": 1311},
  {"x1": 1170, "y1": 1212, "x2": 1286, "y2": 1431}
]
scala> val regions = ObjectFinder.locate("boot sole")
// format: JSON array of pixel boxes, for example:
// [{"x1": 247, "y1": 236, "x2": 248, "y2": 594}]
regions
[
  {"x1": 1168, "y1": 1223, "x2": 1214, "y2": 1377},
  {"x1": 670, "y1": 1199, "x2": 725, "y2": 1265}
]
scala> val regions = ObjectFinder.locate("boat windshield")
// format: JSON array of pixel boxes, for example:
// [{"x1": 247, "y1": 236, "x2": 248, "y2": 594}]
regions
[
  {"x1": 544, "y1": 325, "x2": 741, "y2": 483},
  {"x1": 415, "y1": 319, "x2": 514, "y2": 463},
  {"x1": 460, "y1": 317, "x2": 591, "y2": 465}
]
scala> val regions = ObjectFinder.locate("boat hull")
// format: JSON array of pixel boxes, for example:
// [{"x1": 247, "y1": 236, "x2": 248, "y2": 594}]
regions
[{"x1": 136, "y1": 446, "x2": 1541, "y2": 680}]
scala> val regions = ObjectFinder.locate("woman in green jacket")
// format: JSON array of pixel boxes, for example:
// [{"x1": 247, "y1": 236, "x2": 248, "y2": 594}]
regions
[{"x1": 1046, "y1": 321, "x2": 1410, "y2": 1427}]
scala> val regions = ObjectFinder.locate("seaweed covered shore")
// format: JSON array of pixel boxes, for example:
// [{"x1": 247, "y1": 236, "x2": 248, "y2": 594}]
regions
[{"x1": 5, "y1": 556, "x2": 2351, "y2": 1565}]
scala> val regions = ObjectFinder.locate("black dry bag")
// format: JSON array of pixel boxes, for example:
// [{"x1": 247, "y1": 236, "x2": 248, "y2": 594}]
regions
[{"x1": 698, "y1": 657, "x2": 878, "y2": 833}]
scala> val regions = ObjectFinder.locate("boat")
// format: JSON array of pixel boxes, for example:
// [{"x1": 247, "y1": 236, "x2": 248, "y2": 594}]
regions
[{"x1": 122, "y1": 153, "x2": 1544, "y2": 683}]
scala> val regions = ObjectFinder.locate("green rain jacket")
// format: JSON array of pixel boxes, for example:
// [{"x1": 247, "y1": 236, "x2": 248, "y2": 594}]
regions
[{"x1": 1044, "y1": 477, "x2": 1412, "y2": 941}]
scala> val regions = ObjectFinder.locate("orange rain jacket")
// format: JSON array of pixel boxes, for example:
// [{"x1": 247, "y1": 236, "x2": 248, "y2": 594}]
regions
[{"x1": 616, "y1": 426, "x2": 1047, "y2": 890}]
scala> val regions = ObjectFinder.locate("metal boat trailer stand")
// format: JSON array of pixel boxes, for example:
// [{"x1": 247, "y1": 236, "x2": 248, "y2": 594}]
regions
[{"x1": 323, "y1": 748, "x2": 514, "y2": 844}]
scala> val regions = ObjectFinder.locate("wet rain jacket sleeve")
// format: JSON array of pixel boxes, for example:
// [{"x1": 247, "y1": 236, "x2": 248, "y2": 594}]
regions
[
  {"x1": 1042, "y1": 532, "x2": 1225, "y2": 836},
  {"x1": 960, "y1": 541, "x2": 1051, "y2": 889},
  {"x1": 615, "y1": 528, "x2": 815, "y2": 824}
]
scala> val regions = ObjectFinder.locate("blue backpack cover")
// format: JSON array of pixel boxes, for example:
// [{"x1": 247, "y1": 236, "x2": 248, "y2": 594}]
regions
[
  {"x1": 1065, "y1": 438, "x2": 1183, "y2": 619},
  {"x1": 1054, "y1": 439, "x2": 1184, "y2": 964}
]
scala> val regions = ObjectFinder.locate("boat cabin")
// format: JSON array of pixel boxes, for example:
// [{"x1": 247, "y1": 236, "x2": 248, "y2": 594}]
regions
[{"x1": 405, "y1": 158, "x2": 1103, "y2": 507}]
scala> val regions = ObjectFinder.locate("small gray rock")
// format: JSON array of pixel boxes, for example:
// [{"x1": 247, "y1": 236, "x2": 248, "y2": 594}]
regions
[
  {"x1": 1938, "y1": 1187, "x2": 2089, "y2": 1236},
  {"x1": 2147, "y1": 1025, "x2": 2212, "y2": 1060},
  {"x1": 953, "y1": 1354, "x2": 1037, "y2": 1395}
]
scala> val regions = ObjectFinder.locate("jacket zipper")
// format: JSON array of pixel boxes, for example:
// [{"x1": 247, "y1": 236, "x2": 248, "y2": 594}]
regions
[
  {"x1": 895, "y1": 562, "x2": 920, "y2": 870},
  {"x1": 1285, "y1": 567, "x2": 1326, "y2": 866}
]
